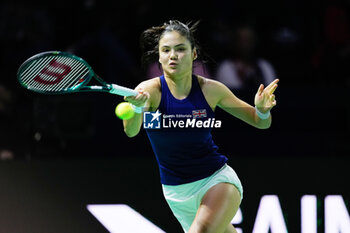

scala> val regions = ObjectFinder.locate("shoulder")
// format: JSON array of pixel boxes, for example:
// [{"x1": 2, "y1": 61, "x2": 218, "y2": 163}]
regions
[
  {"x1": 197, "y1": 75, "x2": 228, "y2": 94},
  {"x1": 137, "y1": 77, "x2": 161, "y2": 93},
  {"x1": 196, "y1": 75, "x2": 232, "y2": 109}
]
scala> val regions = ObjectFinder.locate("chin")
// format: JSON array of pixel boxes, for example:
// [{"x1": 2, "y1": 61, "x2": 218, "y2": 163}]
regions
[{"x1": 165, "y1": 68, "x2": 179, "y2": 75}]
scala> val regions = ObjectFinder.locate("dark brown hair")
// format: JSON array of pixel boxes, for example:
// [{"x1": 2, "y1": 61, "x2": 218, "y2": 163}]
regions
[{"x1": 140, "y1": 20, "x2": 201, "y2": 67}]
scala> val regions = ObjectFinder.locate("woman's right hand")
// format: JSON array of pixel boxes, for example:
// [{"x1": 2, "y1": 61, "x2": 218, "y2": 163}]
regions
[{"x1": 124, "y1": 87, "x2": 150, "y2": 107}]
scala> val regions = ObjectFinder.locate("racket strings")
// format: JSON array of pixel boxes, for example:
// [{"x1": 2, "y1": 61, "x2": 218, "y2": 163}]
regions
[
  {"x1": 21, "y1": 56, "x2": 52, "y2": 83},
  {"x1": 27, "y1": 56, "x2": 79, "y2": 91},
  {"x1": 19, "y1": 55, "x2": 90, "y2": 92},
  {"x1": 21, "y1": 55, "x2": 70, "y2": 89},
  {"x1": 36, "y1": 57, "x2": 84, "y2": 91},
  {"x1": 26, "y1": 56, "x2": 72, "y2": 90}
]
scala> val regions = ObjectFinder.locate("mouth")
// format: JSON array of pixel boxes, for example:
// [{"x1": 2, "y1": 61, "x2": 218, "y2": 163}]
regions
[{"x1": 169, "y1": 62, "x2": 177, "y2": 67}]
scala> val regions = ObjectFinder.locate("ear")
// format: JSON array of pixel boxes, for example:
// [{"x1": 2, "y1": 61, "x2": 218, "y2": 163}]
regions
[{"x1": 192, "y1": 48, "x2": 197, "y2": 61}]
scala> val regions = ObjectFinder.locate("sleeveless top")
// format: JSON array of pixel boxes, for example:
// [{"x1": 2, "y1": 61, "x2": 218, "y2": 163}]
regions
[{"x1": 145, "y1": 75, "x2": 228, "y2": 185}]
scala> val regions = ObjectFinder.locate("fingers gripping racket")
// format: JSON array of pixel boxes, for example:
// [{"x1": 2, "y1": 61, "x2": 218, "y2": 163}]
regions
[{"x1": 17, "y1": 51, "x2": 138, "y2": 96}]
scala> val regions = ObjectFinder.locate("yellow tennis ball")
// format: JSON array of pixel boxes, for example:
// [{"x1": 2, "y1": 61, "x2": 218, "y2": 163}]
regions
[{"x1": 115, "y1": 102, "x2": 135, "y2": 120}]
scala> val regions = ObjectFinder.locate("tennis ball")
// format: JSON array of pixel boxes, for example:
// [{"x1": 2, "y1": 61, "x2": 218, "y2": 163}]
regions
[{"x1": 115, "y1": 102, "x2": 135, "y2": 120}]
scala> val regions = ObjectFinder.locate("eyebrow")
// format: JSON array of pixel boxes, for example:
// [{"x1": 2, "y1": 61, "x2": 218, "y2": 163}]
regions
[{"x1": 161, "y1": 43, "x2": 186, "y2": 48}]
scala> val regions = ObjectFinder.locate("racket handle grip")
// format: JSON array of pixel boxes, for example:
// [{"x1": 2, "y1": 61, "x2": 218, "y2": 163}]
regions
[{"x1": 110, "y1": 84, "x2": 138, "y2": 96}]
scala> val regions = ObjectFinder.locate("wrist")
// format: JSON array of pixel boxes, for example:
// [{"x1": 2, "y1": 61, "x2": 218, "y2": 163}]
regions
[
  {"x1": 131, "y1": 104, "x2": 144, "y2": 114},
  {"x1": 255, "y1": 106, "x2": 270, "y2": 120}
]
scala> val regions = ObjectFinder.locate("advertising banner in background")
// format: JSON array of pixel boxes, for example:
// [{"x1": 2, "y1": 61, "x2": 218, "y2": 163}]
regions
[{"x1": 0, "y1": 157, "x2": 348, "y2": 233}]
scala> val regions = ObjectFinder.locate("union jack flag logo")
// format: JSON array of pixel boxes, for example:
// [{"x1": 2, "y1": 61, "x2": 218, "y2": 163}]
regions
[{"x1": 192, "y1": 109, "x2": 207, "y2": 118}]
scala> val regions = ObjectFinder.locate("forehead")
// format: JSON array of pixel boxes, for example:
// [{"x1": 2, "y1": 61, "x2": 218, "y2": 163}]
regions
[{"x1": 159, "y1": 31, "x2": 190, "y2": 47}]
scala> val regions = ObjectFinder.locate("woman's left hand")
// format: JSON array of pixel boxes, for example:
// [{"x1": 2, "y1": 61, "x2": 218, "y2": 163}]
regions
[{"x1": 254, "y1": 79, "x2": 279, "y2": 113}]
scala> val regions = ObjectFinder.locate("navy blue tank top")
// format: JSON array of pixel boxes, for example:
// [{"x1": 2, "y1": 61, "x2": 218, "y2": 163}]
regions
[{"x1": 145, "y1": 75, "x2": 228, "y2": 185}]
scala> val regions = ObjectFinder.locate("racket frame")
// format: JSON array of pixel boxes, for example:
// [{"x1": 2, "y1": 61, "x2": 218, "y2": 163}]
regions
[{"x1": 17, "y1": 51, "x2": 137, "y2": 96}]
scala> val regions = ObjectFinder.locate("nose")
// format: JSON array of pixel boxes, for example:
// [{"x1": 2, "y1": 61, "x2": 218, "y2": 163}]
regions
[{"x1": 170, "y1": 50, "x2": 177, "y2": 60}]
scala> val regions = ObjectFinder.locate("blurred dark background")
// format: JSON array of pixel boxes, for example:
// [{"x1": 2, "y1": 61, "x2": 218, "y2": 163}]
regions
[
  {"x1": 0, "y1": 0, "x2": 349, "y2": 160},
  {"x1": 0, "y1": 1, "x2": 349, "y2": 232}
]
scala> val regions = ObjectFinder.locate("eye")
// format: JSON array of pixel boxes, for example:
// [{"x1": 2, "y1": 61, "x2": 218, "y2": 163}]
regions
[
  {"x1": 177, "y1": 47, "x2": 186, "y2": 52},
  {"x1": 162, "y1": 48, "x2": 170, "y2": 53}
]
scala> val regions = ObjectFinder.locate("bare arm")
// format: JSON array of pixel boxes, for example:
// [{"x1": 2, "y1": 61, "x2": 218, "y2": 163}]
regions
[
  {"x1": 205, "y1": 78, "x2": 279, "y2": 129},
  {"x1": 122, "y1": 85, "x2": 148, "y2": 137},
  {"x1": 122, "y1": 78, "x2": 160, "y2": 137}
]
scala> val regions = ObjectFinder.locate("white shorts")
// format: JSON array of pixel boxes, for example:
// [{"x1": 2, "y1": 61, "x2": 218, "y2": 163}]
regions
[{"x1": 162, "y1": 164, "x2": 243, "y2": 232}]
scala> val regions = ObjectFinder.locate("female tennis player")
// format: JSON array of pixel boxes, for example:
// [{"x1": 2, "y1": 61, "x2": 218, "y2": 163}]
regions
[{"x1": 122, "y1": 20, "x2": 278, "y2": 233}]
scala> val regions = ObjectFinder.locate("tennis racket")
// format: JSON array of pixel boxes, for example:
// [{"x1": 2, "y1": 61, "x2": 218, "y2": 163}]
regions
[{"x1": 17, "y1": 51, "x2": 138, "y2": 96}]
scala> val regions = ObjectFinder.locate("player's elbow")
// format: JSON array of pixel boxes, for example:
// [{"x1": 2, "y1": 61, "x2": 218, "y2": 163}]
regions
[
  {"x1": 124, "y1": 128, "x2": 139, "y2": 138},
  {"x1": 255, "y1": 120, "x2": 271, "y2": 129},
  {"x1": 256, "y1": 124, "x2": 271, "y2": 130},
  {"x1": 123, "y1": 120, "x2": 142, "y2": 138}
]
